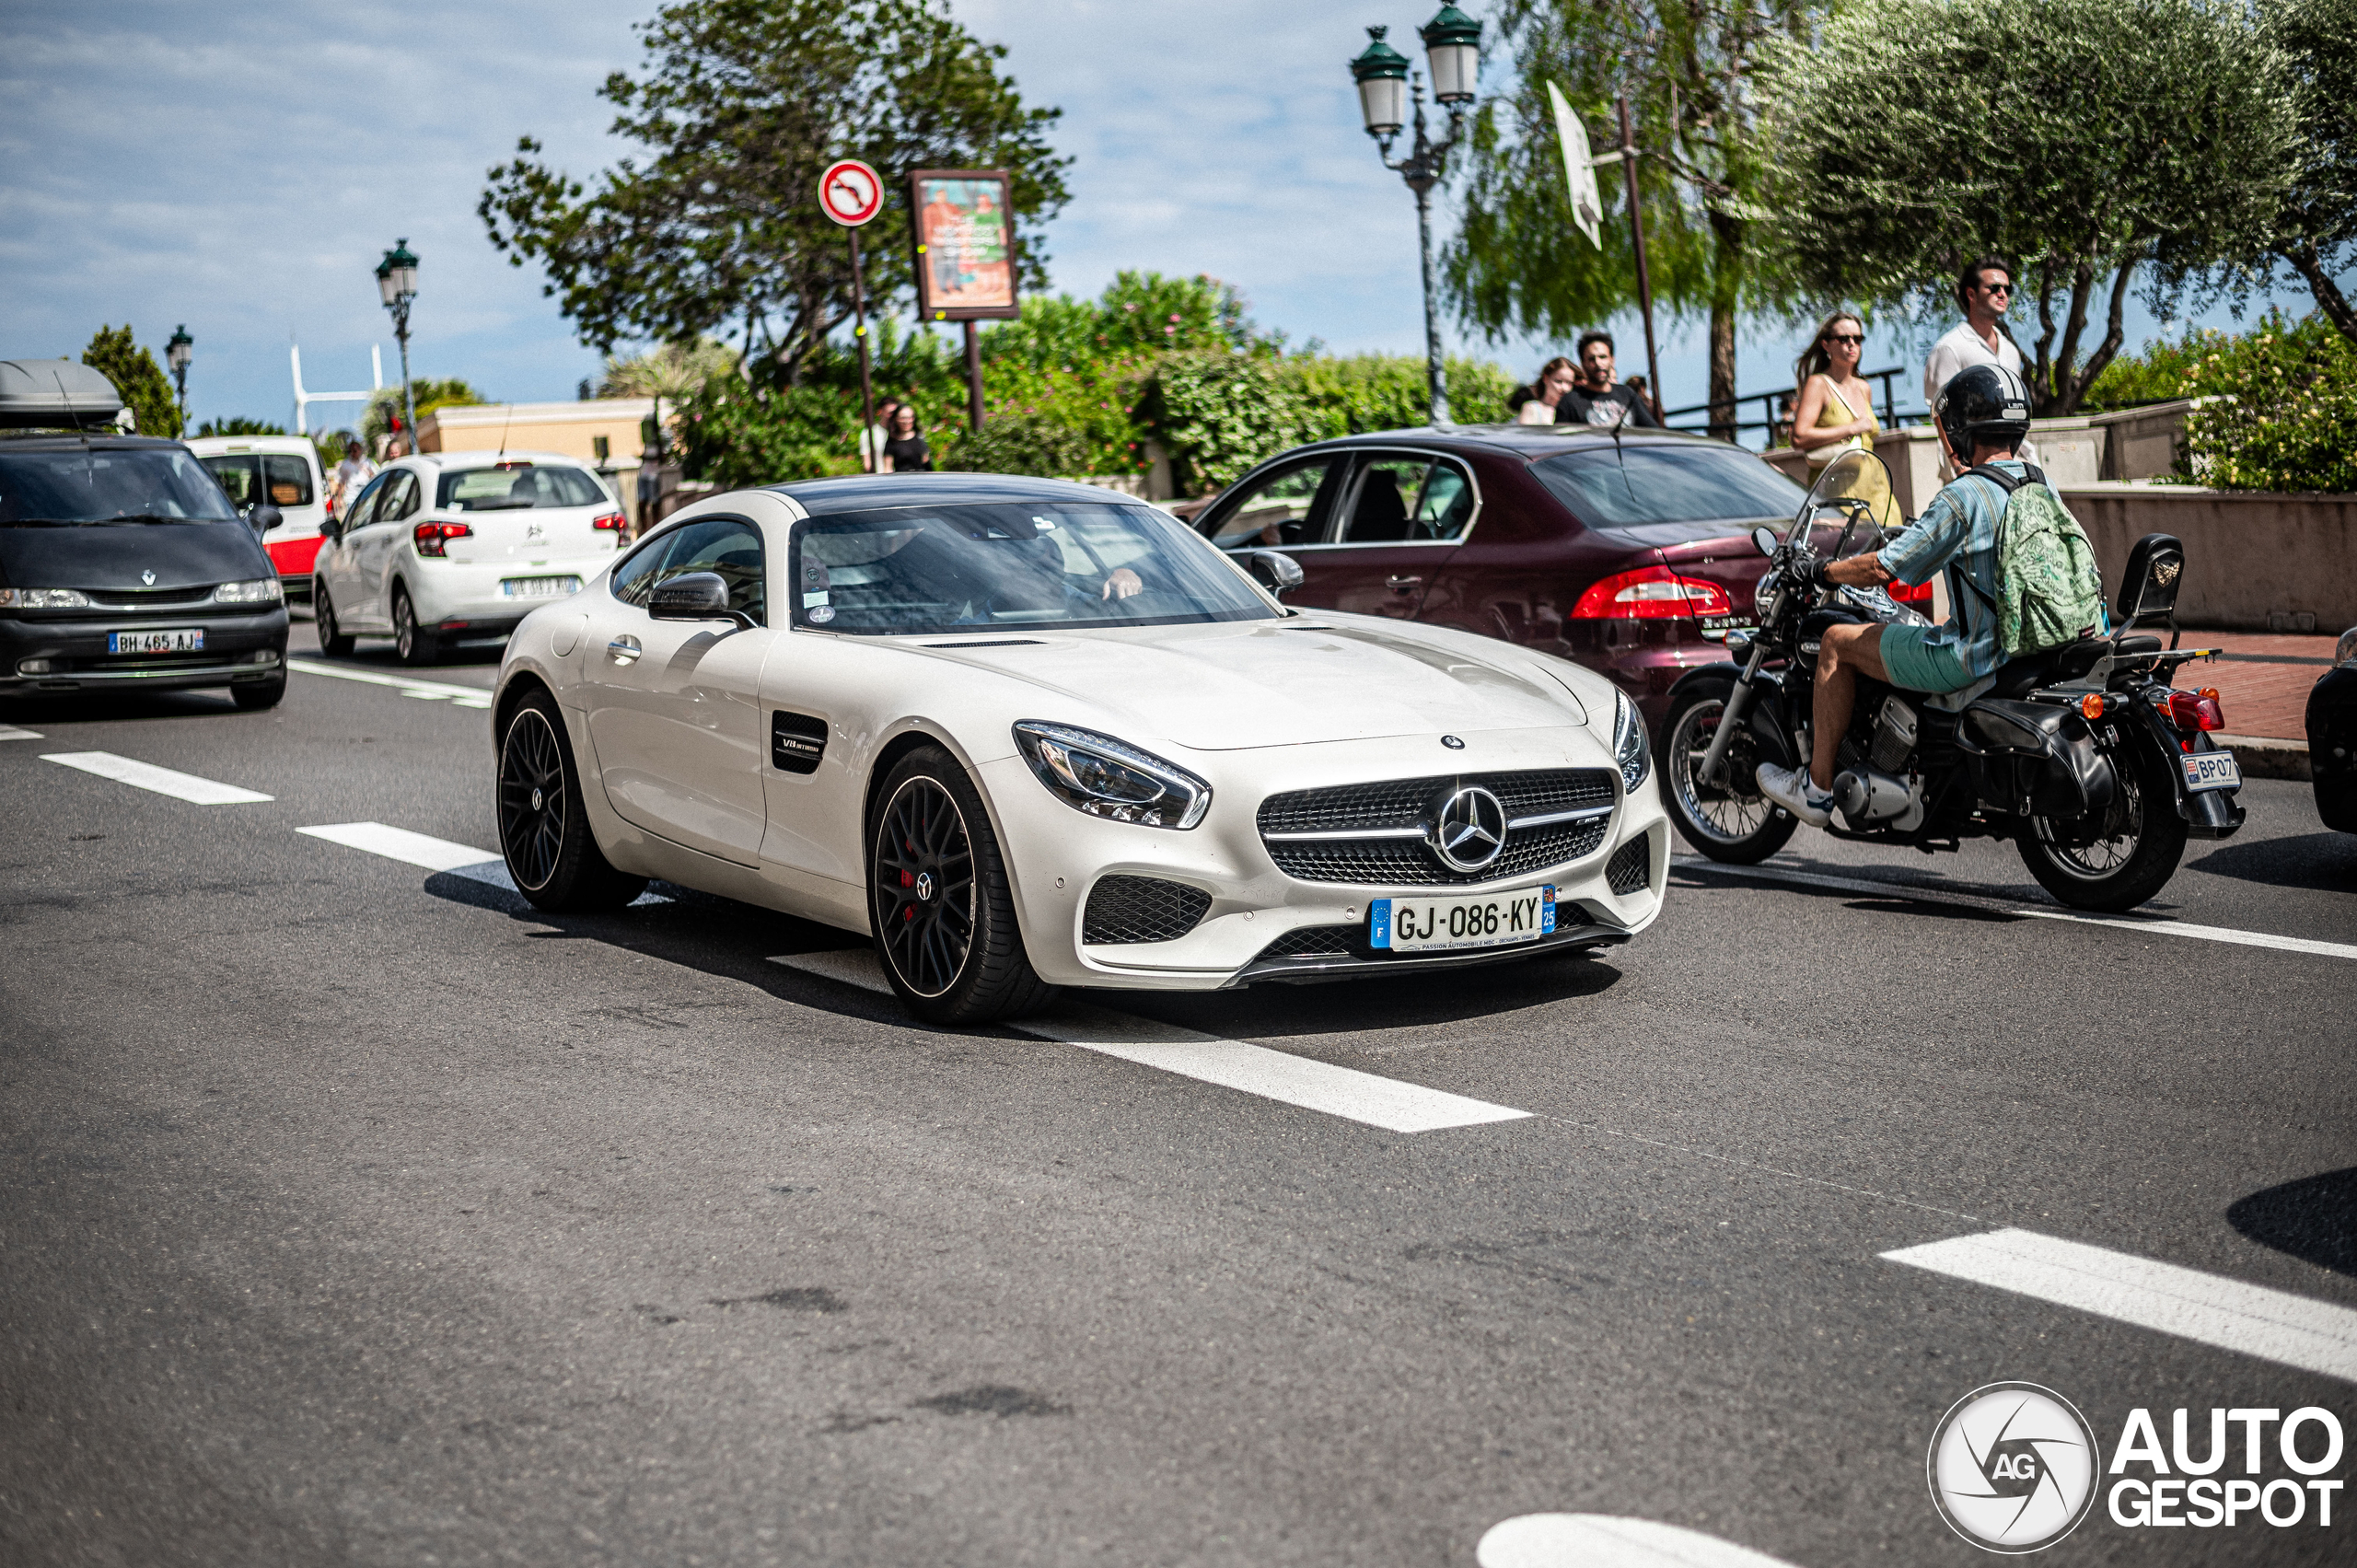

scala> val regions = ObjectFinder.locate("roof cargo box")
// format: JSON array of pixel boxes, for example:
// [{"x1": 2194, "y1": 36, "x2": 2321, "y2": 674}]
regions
[{"x1": 0, "y1": 360, "x2": 125, "y2": 429}]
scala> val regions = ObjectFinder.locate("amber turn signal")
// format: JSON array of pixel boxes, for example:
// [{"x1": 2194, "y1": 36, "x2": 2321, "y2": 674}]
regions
[{"x1": 2079, "y1": 693, "x2": 2107, "y2": 719}]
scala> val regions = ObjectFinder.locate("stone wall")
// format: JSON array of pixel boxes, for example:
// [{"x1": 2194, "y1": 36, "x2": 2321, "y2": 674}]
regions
[{"x1": 2057, "y1": 483, "x2": 2357, "y2": 633}]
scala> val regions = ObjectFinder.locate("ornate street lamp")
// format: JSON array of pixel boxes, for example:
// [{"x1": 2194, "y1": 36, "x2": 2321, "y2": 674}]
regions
[
  {"x1": 165, "y1": 324, "x2": 192, "y2": 428},
  {"x1": 1350, "y1": 7, "x2": 1481, "y2": 425},
  {"x1": 375, "y1": 239, "x2": 422, "y2": 456}
]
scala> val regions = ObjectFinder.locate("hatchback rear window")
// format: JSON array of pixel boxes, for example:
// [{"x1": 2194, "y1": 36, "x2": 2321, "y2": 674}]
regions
[
  {"x1": 1531, "y1": 445, "x2": 1805, "y2": 528},
  {"x1": 437, "y1": 463, "x2": 607, "y2": 510}
]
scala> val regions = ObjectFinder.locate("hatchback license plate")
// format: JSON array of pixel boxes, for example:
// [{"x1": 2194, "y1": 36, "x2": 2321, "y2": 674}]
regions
[
  {"x1": 1371, "y1": 886, "x2": 1555, "y2": 953},
  {"x1": 502, "y1": 575, "x2": 581, "y2": 599},
  {"x1": 2181, "y1": 750, "x2": 2241, "y2": 793},
  {"x1": 109, "y1": 628, "x2": 203, "y2": 655}
]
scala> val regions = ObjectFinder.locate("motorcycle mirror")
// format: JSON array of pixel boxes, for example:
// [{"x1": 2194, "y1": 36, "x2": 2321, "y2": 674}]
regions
[{"x1": 1751, "y1": 525, "x2": 1780, "y2": 558}]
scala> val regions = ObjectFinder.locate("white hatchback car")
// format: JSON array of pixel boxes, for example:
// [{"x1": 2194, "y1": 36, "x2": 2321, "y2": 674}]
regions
[
  {"x1": 489, "y1": 473, "x2": 1668, "y2": 1024},
  {"x1": 313, "y1": 449, "x2": 627, "y2": 663},
  {"x1": 186, "y1": 435, "x2": 331, "y2": 599}
]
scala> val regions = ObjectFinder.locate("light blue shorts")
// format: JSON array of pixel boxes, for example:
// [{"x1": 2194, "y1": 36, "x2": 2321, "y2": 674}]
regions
[{"x1": 1878, "y1": 623, "x2": 1976, "y2": 694}]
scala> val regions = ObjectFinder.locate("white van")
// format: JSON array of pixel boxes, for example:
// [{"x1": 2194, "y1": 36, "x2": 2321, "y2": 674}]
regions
[{"x1": 185, "y1": 435, "x2": 331, "y2": 599}]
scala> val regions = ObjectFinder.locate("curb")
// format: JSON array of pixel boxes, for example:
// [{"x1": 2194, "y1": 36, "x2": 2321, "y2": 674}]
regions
[{"x1": 2212, "y1": 734, "x2": 2311, "y2": 783}]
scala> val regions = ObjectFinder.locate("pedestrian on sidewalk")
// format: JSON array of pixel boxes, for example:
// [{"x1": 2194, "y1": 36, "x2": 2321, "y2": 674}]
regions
[
  {"x1": 331, "y1": 437, "x2": 375, "y2": 509},
  {"x1": 881, "y1": 403, "x2": 931, "y2": 472},
  {"x1": 1792, "y1": 309, "x2": 1898, "y2": 532},
  {"x1": 1555, "y1": 331, "x2": 1658, "y2": 428},
  {"x1": 1515, "y1": 357, "x2": 1578, "y2": 424},
  {"x1": 859, "y1": 397, "x2": 902, "y2": 473},
  {"x1": 1925, "y1": 257, "x2": 2035, "y2": 474}
]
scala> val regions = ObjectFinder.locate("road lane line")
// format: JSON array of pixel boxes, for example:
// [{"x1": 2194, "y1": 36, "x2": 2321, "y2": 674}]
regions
[
  {"x1": 1675, "y1": 854, "x2": 2357, "y2": 961},
  {"x1": 41, "y1": 751, "x2": 272, "y2": 804},
  {"x1": 1883, "y1": 1227, "x2": 2357, "y2": 1382},
  {"x1": 768, "y1": 949, "x2": 1530, "y2": 1134},
  {"x1": 0, "y1": 724, "x2": 42, "y2": 740},
  {"x1": 1479, "y1": 1514, "x2": 1801, "y2": 1568},
  {"x1": 298, "y1": 821, "x2": 505, "y2": 871},
  {"x1": 287, "y1": 659, "x2": 493, "y2": 708}
]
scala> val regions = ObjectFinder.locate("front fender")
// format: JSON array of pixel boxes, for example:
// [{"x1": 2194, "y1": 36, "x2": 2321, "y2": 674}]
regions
[{"x1": 1661, "y1": 659, "x2": 1799, "y2": 772}]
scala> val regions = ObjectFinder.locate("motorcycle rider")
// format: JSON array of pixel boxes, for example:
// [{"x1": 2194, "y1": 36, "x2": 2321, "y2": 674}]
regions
[{"x1": 1755, "y1": 364, "x2": 2043, "y2": 826}]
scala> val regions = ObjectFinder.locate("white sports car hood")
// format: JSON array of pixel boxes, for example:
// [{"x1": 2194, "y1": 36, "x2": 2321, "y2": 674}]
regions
[{"x1": 910, "y1": 616, "x2": 1588, "y2": 751}]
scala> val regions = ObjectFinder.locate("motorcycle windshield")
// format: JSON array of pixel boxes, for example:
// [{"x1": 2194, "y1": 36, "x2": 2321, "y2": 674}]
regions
[{"x1": 1792, "y1": 447, "x2": 1902, "y2": 556}]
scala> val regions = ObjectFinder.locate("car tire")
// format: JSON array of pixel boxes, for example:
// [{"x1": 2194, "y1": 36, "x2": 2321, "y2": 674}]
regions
[
  {"x1": 314, "y1": 581, "x2": 355, "y2": 656},
  {"x1": 392, "y1": 586, "x2": 439, "y2": 666},
  {"x1": 2017, "y1": 736, "x2": 2188, "y2": 912},
  {"x1": 497, "y1": 690, "x2": 648, "y2": 912},
  {"x1": 867, "y1": 744, "x2": 1056, "y2": 1026},
  {"x1": 231, "y1": 671, "x2": 286, "y2": 711},
  {"x1": 1658, "y1": 678, "x2": 1799, "y2": 864}
]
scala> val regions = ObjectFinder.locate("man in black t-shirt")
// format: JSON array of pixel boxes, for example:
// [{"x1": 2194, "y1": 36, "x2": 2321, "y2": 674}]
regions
[{"x1": 1554, "y1": 330, "x2": 1659, "y2": 428}]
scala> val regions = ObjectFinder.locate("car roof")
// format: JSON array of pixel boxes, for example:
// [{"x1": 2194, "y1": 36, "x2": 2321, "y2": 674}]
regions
[
  {"x1": 0, "y1": 432, "x2": 191, "y2": 453},
  {"x1": 183, "y1": 434, "x2": 320, "y2": 460},
  {"x1": 407, "y1": 448, "x2": 586, "y2": 471},
  {"x1": 1286, "y1": 423, "x2": 1742, "y2": 462},
  {"x1": 766, "y1": 471, "x2": 1154, "y2": 516}
]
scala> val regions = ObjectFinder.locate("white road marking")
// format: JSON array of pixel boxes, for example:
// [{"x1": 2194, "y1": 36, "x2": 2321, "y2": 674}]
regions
[
  {"x1": 768, "y1": 948, "x2": 1530, "y2": 1134},
  {"x1": 1883, "y1": 1228, "x2": 2357, "y2": 1383},
  {"x1": 1675, "y1": 854, "x2": 2357, "y2": 962},
  {"x1": 288, "y1": 658, "x2": 493, "y2": 708},
  {"x1": 0, "y1": 724, "x2": 42, "y2": 740},
  {"x1": 41, "y1": 751, "x2": 272, "y2": 805},
  {"x1": 1478, "y1": 1514, "x2": 1802, "y2": 1567},
  {"x1": 298, "y1": 820, "x2": 668, "y2": 903}
]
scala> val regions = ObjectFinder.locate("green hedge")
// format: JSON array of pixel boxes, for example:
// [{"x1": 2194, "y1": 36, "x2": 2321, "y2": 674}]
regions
[{"x1": 2089, "y1": 311, "x2": 2357, "y2": 492}]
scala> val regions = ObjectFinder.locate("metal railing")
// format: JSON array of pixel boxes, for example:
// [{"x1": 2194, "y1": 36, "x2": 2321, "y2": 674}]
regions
[{"x1": 1657, "y1": 366, "x2": 1922, "y2": 444}]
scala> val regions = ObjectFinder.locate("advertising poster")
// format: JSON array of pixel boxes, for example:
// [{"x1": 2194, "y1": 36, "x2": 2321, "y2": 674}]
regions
[{"x1": 909, "y1": 169, "x2": 1019, "y2": 319}]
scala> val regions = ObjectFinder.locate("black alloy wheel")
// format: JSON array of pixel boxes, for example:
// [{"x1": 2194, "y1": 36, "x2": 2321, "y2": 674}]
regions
[
  {"x1": 867, "y1": 746, "x2": 1055, "y2": 1025},
  {"x1": 1659, "y1": 679, "x2": 1799, "y2": 865},
  {"x1": 314, "y1": 581, "x2": 354, "y2": 656},
  {"x1": 392, "y1": 586, "x2": 438, "y2": 667},
  {"x1": 497, "y1": 691, "x2": 647, "y2": 912},
  {"x1": 2018, "y1": 735, "x2": 2188, "y2": 912}
]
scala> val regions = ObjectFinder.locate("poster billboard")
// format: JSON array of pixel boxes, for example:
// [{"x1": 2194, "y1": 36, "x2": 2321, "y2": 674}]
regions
[{"x1": 908, "y1": 168, "x2": 1020, "y2": 320}]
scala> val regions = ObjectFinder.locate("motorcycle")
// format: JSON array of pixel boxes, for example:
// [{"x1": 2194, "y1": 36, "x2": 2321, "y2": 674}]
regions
[{"x1": 1655, "y1": 449, "x2": 2245, "y2": 911}]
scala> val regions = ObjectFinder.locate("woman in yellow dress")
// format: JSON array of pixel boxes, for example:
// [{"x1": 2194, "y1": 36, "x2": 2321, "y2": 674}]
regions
[{"x1": 1790, "y1": 309, "x2": 1899, "y2": 535}]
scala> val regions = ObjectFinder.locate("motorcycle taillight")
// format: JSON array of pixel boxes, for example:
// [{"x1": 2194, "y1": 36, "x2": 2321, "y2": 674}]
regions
[{"x1": 2164, "y1": 690, "x2": 2225, "y2": 731}]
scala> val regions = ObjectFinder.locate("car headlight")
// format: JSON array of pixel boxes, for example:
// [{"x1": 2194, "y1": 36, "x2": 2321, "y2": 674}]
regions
[
  {"x1": 213, "y1": 577, "x2": 284, "y2": 603},
  {"x1": 0, "y1": 587, "x2": 91, "y2": 609},
  {"x1": 1612, "y1": 690, "x2": 1649, "y2": 794},
  {"x1": 1013, "y1": 721, "x2": 1212, "y2": 829},
  {"x1": 2338, "y1": 625, "x2": 2357, "y2": 668}
]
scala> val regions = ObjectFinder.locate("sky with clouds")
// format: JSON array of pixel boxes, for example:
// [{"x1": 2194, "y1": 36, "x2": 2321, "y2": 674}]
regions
[{"x1": 0, "y1": 0, "x2": 2328, "y2": 438}]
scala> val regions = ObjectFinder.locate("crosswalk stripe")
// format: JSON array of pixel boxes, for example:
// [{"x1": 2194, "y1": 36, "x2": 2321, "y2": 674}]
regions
[
  {"x1": 41, "y1": 751, "x2": 272, "y2": 804},
  {"x1": 767, "y1": 949, "x2": 1531, "y2": 1134},
  {"x1": 287, "y1": 659, "x2": 493, "y2": 708},
  {"x1": 0, "y1": 724, "x2": 43, "y2": 740},
  {"x1": 1478, "y1": 1514, "x2": 1801, "y2": 1568},
  {"x1": 1883, "y1": 1227, "x2": 2357, "y2": 1383},
  {"x1": 298, "y1": 820, "x2": 668, "y2": 904}
]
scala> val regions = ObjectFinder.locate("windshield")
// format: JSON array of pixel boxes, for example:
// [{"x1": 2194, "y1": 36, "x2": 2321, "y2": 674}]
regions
[
  {"x1": 1796, "y1": 447, "x2": 1904, "y2": 552},
  {"x1": 437, "y1": 462, "x2": 608, "y2": 510},
  {"x1": 1530, "y1": 446, "x2": 1808, "y2": 532},
  {"x1": 0, "y1": 447, "x2": 241, "y2": 525},
  {"x1": 792, "y1": 502, "x2": 1278, "y2": 636},
  {"x1": 200, "y1": 453, "x2": 314, "y2": 511}
]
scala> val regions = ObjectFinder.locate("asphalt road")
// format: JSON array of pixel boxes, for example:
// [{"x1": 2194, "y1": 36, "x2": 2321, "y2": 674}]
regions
[{"x1": 4, "y1": 621, "x2": 2352, "y2": 1568}]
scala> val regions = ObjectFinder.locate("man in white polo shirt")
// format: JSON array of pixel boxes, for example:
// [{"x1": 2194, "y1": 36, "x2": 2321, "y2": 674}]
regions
[{"x1": 1925, "y1": 256, "x2": 2035, "y2": 473}]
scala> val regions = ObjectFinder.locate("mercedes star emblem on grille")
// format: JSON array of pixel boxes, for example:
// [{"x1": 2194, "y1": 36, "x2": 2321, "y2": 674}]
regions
[{"x1": 1431, "y1": 785, "x2": 1508, "y2": 872}]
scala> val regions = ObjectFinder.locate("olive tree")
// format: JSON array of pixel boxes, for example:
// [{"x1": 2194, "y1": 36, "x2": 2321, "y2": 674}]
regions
[
  {"x1": 1754, "y1": 0, "x2": 2294, "y2": 413},
  {"x1": 2259, "y1": 0, "x2": 2357, "y2": 343}
]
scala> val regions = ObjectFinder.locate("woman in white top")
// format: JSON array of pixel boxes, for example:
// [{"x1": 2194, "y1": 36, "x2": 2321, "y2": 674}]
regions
[{"x1": 1515, "y1": 356, "x2": 1579, "y2": 424}]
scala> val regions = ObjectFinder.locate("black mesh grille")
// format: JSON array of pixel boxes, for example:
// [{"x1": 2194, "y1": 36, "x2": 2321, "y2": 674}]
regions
[
  {"x1": 1265, "y1": 818, "x2": 1608, "y2": 886},
  {"x1": 1256, "y1": 924, "x2": 1363, "y2": 959},
  {"x1": 1081, "y1": 876, "x2": 1212, "y2": 945},
  {"x1": 1606, "y1": 834, "x2": 1651, "y2": 895},
  {"x1": 1257, "y1": 768, "x2": 1617, "y2": 888}
]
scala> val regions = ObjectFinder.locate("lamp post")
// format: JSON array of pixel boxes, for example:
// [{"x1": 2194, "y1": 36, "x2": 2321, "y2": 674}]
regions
[
  {"x1": 1350, "y1": 6, "x2": 1480, "y2": 426},
  {"x1": 375, "y1": 239, "x2": 421, "y2": 456},
  {"x1": 165, "y1": 325, "x2": 192, "y2": 431}
]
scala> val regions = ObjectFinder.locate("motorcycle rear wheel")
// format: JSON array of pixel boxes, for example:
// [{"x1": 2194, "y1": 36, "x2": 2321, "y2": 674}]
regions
[
  {"x1": 2017, "y1": 738, "x2": 2187, "y2": 912},
  {"x1": 1659, "y1": 681, "x2": 1798, "y2": 865}
]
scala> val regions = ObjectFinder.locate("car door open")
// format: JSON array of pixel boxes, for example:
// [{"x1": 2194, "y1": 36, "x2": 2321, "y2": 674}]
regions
[{"x1": 580, "y1": 517, "x2": 773, "y2": 866}]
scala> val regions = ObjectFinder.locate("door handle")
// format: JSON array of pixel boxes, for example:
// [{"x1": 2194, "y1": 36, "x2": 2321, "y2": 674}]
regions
[
  {"x1": 607, "y1": 634, "x2": 642, "y2": 664},
  {"x1": 1387, "y1": 575, "x2": 1422, "y2": 593}
]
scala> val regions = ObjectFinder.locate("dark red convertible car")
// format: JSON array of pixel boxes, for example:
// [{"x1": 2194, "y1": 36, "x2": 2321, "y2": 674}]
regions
[{"x1": 1184, "y1": 424, "x2": 1930, "y2": 730}]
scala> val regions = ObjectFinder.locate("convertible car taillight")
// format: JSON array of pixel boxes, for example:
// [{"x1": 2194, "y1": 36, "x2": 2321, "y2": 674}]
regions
[
  {"x1": 593, "y1": 510, "x2": 627, "y2": 534},
  {"x1": 1569, "y1": 564, "x2": 1732, "y2": 620},
  {"x1": 413, "y1": 521, "x2": 472, "y2": 557},
  {"x1": 1887, "y1": 579, "x2": 1934, "y2": 606}
]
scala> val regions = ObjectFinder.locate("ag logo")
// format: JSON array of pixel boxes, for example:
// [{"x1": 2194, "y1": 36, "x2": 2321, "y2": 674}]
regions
[{"x1": 1928, "y1": 1383, "x2": 2099, "y2": 1552}]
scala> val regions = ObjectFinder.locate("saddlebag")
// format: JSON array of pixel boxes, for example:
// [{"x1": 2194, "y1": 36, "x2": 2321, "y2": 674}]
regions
[{"x1": 1956, "y1": 698, "x2": 2116, "y2": 819}]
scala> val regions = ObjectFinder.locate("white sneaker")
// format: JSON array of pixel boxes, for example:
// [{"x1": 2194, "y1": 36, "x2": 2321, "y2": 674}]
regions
[{"x1": 1755, "y1": 762, "x2": 1836, "y2": 827}]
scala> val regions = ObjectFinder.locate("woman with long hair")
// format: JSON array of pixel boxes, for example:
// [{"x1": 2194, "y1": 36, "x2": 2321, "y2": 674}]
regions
[
  {"x1": 1514, "y1": 356, "x2": 1579, "y2": 424},
  {"x1": 1791, "y1": 310, "x2": 1898, "y2": 532}
]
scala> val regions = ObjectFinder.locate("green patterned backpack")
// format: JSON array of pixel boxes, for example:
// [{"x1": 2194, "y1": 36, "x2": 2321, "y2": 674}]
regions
[{"x1": 1964, "y1": 464, "x2": 2107, "y2": 656}]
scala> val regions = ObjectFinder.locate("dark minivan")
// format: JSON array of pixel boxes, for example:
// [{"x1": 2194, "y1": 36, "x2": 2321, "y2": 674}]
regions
[
  {"x1": 1188, "y1": 424, "x2": 1932, "y2": 731},
  {"x1": 0, "y1": 361, "x2": 289, "y2": 708}
]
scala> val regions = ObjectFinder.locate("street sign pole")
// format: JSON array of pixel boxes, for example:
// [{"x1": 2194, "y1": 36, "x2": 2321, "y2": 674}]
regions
[
  {"x1": 818, "y1": 157, "x2": 887, "y2": 470},
  {"x1": 962, "y1": 321, "x2": 983, "y2": 432},
  {"x1": 849, "y1": 225, "x2": 877, "y2": 470},
  {"x1": 1617, "y1": 96, "x2": 1665, "y2": 422}
]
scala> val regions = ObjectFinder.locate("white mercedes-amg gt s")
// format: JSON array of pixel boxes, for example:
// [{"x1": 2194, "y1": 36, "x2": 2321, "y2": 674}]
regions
[{"x1": 489, "y1": 473, "x2": 1666, "y2": 1023}]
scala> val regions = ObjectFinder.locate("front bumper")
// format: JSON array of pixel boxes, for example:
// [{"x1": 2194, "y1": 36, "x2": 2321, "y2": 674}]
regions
[
  {"x1": 0, "y1": 606, "x2": 289, "y2": 695},
  {"x1": 980, "y1": 726, "x2": 1670, "y2": 993}
]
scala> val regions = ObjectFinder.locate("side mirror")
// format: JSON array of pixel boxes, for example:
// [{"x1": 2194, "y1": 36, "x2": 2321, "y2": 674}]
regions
[
  {"x1": 1751, "y1": 525, "x2": 1780, "y2": 558},
  {"x1": 250, "y1": 505, "x2": 284, "y2": 535},
  {"x1": 647, "y1": 570, "x2": 745, "y2": 626},
  {"x1": 1248, "y1": 549, "x2": 1304, "y2": 598}
]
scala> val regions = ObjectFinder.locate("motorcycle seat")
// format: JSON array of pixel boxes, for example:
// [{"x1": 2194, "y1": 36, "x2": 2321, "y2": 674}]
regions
[{"x1": 1991, "y1": 637, "x2": 2107, "y2": 698}]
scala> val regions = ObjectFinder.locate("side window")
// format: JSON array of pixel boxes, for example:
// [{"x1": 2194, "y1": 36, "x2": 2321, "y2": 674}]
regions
[
  {"x1": 342, "y1": 471, "x2": 390, "y2": 530},
  {"x1": 1205, "y1": 459, "x2": 1333, "y2": 552},
  {"x1": 200, "y1": 456, "x2": 261, "y2": 510},
  {"x1": 377, "y1": 471, "x2": 421, "y2": 524},
  {"x1": 1336, "y1": 455, "x2": 1476, "y2": 544},
  {"x1": 264, "y1": 455, "x2": 315, "y2": 507},
  {"x1": 1411, "y1": 459, "x2": 1476, "y2": 541},
  {"x1": 612, "y1": 517, "x2": 766, "y2": 624}
]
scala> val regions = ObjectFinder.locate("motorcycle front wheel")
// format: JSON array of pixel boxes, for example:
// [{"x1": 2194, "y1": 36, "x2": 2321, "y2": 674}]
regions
[
  {"x1": 1659, "y1": 680, "x2": 1798, "y2": 865},
  {"x1": 2017, "y1": 737, "x2": 2188, "y2": 911}
]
